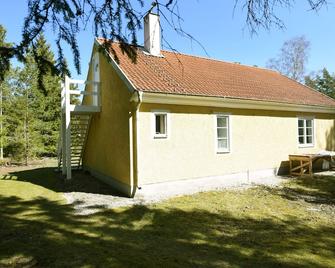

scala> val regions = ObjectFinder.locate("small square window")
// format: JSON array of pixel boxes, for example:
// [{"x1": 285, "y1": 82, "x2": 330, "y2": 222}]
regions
[{"x1": 153, "y1": 112, "x2": 168, "y2": 138}]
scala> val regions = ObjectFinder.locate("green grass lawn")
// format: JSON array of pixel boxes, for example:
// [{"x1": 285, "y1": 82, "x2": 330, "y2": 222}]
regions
[{"x1": 1, "y1": 163, "x2": 335, "y2": 267}]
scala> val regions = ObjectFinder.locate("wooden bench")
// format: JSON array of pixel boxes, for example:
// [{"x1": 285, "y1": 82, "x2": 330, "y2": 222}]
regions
[{"x1": 289, "y1": 154, "x2": 332, "y2": 177}]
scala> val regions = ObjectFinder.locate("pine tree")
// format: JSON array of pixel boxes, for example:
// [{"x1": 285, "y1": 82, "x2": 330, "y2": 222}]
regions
[
  {"x1": 3, "y1": 68, "x2": 27, "y2": 161},
  {"x1": 0, "y1": 25, "x2": 12, "y2": 161},
  {"x1": 3, "y1": 34, "x2": 61, "y2": 162},
  {"x1": 23, "y1": 34, "x2": 61, "y2": 158},
  {"x1": 305, "y1": 68, "x2": 335, "y2": 99}
]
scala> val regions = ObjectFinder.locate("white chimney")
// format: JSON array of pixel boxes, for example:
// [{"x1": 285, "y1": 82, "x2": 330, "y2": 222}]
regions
[{"x1": 144, "y1": 13, "x2": 161, "y2": 56}]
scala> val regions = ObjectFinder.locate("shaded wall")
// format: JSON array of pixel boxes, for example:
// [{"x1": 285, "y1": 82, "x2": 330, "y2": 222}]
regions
[{"x1": 83, "y1": 47, "x2": 132, "y2": 193}]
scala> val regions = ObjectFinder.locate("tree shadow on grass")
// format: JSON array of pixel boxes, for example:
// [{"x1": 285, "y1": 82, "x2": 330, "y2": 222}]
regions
[
  {"x1": 0, "y1": 167, "x2": 123, "y2": 196},
  {"x1": 272, "y1": 174, "x2": 335, "y2": 206},
  {"x1": 0, "y1": 194, "x2": 334, "y2": 267}
]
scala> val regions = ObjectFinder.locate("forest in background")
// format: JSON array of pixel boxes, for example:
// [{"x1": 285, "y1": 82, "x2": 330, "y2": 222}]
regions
[
  {"x1": 1, "y1": 25, "x2": 335, "y2": 165},
  {"x1": 0, "y1": 25, "x2": 61, "y2": 164}
]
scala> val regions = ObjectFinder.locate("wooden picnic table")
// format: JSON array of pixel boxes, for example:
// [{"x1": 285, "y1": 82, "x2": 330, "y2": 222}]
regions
[{"x1": 289, "y1": 154, "x2": 332, "y2": 177}]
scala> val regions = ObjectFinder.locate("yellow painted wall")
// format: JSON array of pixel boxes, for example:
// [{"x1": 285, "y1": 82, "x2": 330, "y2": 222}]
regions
[
  {"x1": 83, "y1": 48, "x2": 132, "y2": 189},
  {"x1": 138, "y1": 103, "x2": 335, "y2": 185}
]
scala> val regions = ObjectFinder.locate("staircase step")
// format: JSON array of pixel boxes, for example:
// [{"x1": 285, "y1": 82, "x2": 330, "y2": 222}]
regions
[
  {"x1": 59, "y1": 158, "x2": 81, "y2": 162},
  {"x1": 58, "y1": 112, "x2": 92, "y2": 173}
]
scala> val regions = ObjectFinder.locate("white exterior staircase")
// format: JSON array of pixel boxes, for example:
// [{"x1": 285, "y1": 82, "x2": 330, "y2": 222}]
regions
[
  {"x1": 58, "y1": 114, "x2": 91, "y2": 171},
  {"x1": 57, "y1": 75, "x2": 100, "y2": 179}
]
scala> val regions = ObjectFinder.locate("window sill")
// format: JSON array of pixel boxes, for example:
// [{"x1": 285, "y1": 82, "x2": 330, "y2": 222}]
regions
[
  {"x1": 298, "y1": 144, "x2": 314, "y2": 148},
  {"x1": 216, "y1": 150, "x2": 231, "y2": 154},
  {"x1": 154, "y1": 135, "x2": 168, "y2": 139}
]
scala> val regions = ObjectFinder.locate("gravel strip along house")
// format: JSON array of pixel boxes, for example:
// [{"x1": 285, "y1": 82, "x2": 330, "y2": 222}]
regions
[{"x1": 59, "y1": 13, "x2": 335, "y2": 197}]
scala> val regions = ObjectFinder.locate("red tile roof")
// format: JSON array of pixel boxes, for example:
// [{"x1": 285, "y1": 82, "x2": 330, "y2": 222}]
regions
[{"x1": 97, "y1": 39, "x2": 335, "y2": 108}]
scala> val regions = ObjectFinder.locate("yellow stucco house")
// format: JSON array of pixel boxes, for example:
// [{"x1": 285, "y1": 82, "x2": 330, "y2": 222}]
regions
[{"x1": 81, "y1": 13, "x2": 335, "y2": 197}]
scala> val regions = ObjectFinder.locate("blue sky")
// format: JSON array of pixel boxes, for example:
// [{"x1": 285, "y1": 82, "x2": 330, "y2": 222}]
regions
[{"x1": 0, "y1": 0, "x2": 334, "y2": 80}]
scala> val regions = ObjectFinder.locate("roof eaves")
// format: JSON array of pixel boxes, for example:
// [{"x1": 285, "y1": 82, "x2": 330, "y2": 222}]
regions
[{"x1": 141, "y1": 91, "x2": 335, "y2": 114}]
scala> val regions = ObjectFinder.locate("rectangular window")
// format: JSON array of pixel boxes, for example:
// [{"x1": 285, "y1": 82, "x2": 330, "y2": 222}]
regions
[
  {"x1": 216, "y1": 115, "x2": 230, "y2": 152},
  {"x1": 298, "y1": 118, "x2": 314, "y2": 147},
  {"x1": 153, "y1": 112, "x2": 168, "y2": 138}
]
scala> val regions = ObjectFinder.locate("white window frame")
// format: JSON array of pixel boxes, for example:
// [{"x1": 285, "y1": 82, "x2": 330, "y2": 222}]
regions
[
  {"x1": 151, "y1": 110, "x2": 170, "y2": 139},
  {"x1": 297, "y1": 117, "x2": 315, "y2": 148},
  {"x1": 215, "y1": 113, "x2": 231, "y2": 153}
]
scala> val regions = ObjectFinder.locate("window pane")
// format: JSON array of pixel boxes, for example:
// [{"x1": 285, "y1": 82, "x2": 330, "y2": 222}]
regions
[
  {"x1": 155, "y1": 115, "x2": 161, "y2": 134},
  {"x1": 218, "y1": 139, "x2": 228, "y2": 149},
  {"x1": 306, "y1": 136, "x2": 313, "y2": 144},
  {"x1": 155, "y1": 114, "x2": 167, "y2": 135},
  {"x1": 306, "y1": 127, "x2": 312, "y2": 135},
  {"x1": 299, "y1": 136, "x2": 304, "y2": 144},
  {"x1": 217, "y1": 117, "x2": 227, "y2": 127},
  {"x1": 298, "y1": 128, "x2": 304, "y2": 136},
  {"x1": 217, "y1": 128, "x2": 227, "y2": 138},
  {"x1": 160, "y1": 115, "x2": 166, "y2": 134},
  {"x1": 306, "y1": 120, "x2": 312, "y2": 128},
  {"x1": 298, "y1": 119, "x2": 304, "y2": 128}
]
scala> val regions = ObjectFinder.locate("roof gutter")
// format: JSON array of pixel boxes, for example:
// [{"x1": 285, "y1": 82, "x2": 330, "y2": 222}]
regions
[{"x1": 141, "y1": 92, "x2": 335, "y2": 114}]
